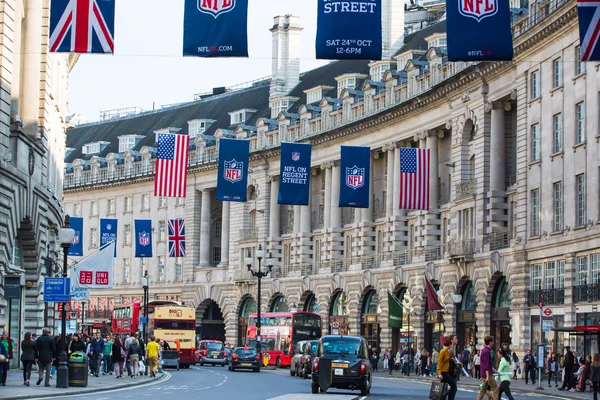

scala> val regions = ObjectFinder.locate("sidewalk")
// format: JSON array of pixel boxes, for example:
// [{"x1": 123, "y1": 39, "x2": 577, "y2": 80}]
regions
[
  {"x1": 373, "y1": 370, "x2": 591, "y2": 400},
  {"x1": 0, "y1": 368, "x2": 165, "y2": 400}
]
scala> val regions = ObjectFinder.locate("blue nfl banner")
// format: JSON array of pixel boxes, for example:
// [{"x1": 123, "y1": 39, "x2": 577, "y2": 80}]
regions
[
  {"x1": 446, "y1": 0, "x2": 513, "y2": 61},
  {"x1": 134, "y1": 220, "x2": 153, "y2": 258},
  {"x1": 183, "y1": 0, "x2": 249, "y2": 58},
  {"x1": 339, "y1": 146, "x2": 370, "y2": 208},
  {"x1": 278, "y1": 143, "x2": 312, "y2": 206},
  {"x1": 68, "y1": 217, "x2": 84, "y2": 256},
  {"x1": 100, "y1": 218, "x2": 118, "y2": 258},
  {"x1": 316, "y1": 0, "x2": 382, "y2": 60},
  {"x1": 217, "y1": 138, "x2": 250, "y2": 202}
]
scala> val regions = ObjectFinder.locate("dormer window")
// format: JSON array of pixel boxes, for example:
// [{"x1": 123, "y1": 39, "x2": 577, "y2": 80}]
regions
[
  {"x1": 229, "y1": 109, "x2": 257, "y2": 125},
  {"x1": 118, "y1": 135, "x2": 143, "y2": 153},
  {"x1": 370, "y1": 62, "x2": 391, "y2": 82},
  {"x1": 425, "y1": 34, "x2": 447, "y2": 53},
  {"x1": 188, "y1": 119, "x2": 214, "y2": 138},
  {"x1": 269, "y1": 100, "x2": 289, "y2": 119},
  {"x1": 153, "y1": 127, "x2": 182, "y2": 143},
  {"x1": 82, "y1": 141, "x2": 109, "y2": 155},
  {"x1": 337, "y1": 78, "x2": 356, "y2": 97}
]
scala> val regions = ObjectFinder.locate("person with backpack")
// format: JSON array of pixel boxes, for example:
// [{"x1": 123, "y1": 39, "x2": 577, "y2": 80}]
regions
[{"x1": 127, "y1": 338, "x2": 143, "y2": 379}]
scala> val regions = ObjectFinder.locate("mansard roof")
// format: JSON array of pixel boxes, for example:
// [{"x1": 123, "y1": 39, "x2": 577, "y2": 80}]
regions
[{"x1": 394, "y1": 20, "x2": 447, "y2": 57}]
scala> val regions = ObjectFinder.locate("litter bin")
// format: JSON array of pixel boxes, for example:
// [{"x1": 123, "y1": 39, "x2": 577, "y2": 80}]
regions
[{"x1": 68, "y1": 351, "x2": 88, "y2": 387}]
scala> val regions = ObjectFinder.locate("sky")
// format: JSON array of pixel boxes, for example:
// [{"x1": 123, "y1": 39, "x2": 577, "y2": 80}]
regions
[{"x1": 68, "y1": 0, "x2": 329, "y2": 121}]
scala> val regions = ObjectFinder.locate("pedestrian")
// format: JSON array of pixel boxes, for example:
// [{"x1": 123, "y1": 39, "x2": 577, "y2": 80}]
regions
[
  {"x1": 574, "y1": 358, "x2": 587, "y2": 392},
  {"x1": 0, "y1": 330, "x2": 15, "y2": 385},
  {"x1": 394, "y1": 349, "x2": 401, "y2": 373},
  {"x1": 112, "y1": 335, "x2": 125, "y2": 378},
  {"x1": 91, "y1": 332, "x2": 105, "y2": 377},
  {"x1": 523, "y1": 349, "x2": 536, "y2": 385},
  {"x1": 421, "y1": 349, "x2": 429, "y2": 377},
  {"x1": 591, "y1": 354, "x2": 600, "y2": 400},
  {"x1": 135, "y1": 333, "x2": 145, "y2": 376},
  {"x1": 497, "y1": 347, "x2": 515, "y2": 400},
  {"x1": 128, "y1": 338, "x2": 143, "y2": 379},
  {"x1": 382, "y1": 347, "x2": 390, "y2": 372},
  {"x1": 476, "y1": 336, "x2": 498, "y2": 400},
  {"x1": 559, "y1": 346, "x2": 575, "y2": 391},
  {"x1": 85, "y1": 336, "x2": 93, "y2": 374},
  {"x1": 431, "y1": 348, "x2": 439, "y2": 377},
  {"x1": 371, "y1": 350, "x2": 378, "y2": 371},
  {"x1": 21, "y1": 332, "x2": 35, "y2": 386},
  {"x1": 472, "y1": 349, "x2": 480, "y2": 379},
  {"x1": 103, "y1": 334, "x2": 113, "y2": 375},
  {"x1": 547, "y1": 352, "x2": 559, "y2": 387},
  {"x1": 511, "y1": 352, "x2": 519, "y2": 380},
  {"x1": 0, "y1": 339, "x2": 8, "y2": 386},
  {"x1": 437, "y1": 337, "x2": 457, "y2": 400},
  {"x1": 34, "y1": 327, "x2": 56, "y2": 387},
  {"x1": 146, "y1": 336, "x2": 160, "y2": 378},
  {"x1": 69, "y1": 333, "x2": 85, "y2": 353},
  {"x1": 50, "y1": 336, "x2": 60, "y2": 379}
]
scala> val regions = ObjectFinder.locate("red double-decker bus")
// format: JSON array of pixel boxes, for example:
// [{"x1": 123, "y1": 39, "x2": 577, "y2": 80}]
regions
[
  {"x1": 112, "y1": 300, "x2": 180, "y2": 335},
  {"x1": 246, "y1": 311, "x2": 321, "y2": 368}
]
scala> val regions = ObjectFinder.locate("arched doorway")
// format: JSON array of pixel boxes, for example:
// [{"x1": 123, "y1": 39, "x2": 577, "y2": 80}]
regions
[
  {"x1": 238, "y1": 296, "x2": 256, "y2": 346},
  {"x1": 424, "y1": 283, "x2": 445, "y2": 353},
  {"x1": 270, "y1": 295, "x2": 289, "y2": 312},
  {"x1": 196, "y1": 299, "x2": 225, "y2": 344},
  {"x1": 457, "y1": 281, "x2": 477, "y2": 351},
  {"x1": 329, "y1": 291, "x2": 349, "y2": 334},
  {"x1": 491, "y1": 277, "x2": 512, "y2": 347},
  {"x1": 303, "y1": 293, "x2": 319, "y2": 314},
  {"x1": 361, "y1": 289, "x2": 380, "y2": 350}
]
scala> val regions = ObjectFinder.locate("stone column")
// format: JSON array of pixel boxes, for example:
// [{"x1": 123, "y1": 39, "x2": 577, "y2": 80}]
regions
[
  {"x1": 564, "y1": 253, "x2": 577, "y2": 328},
  {"x1": 268, "y1": 177, "x2": 281, "y2": 260},
  {"x1": 427, "y1": 130, "x2": 440, "y2": 210},
  {"x1": 301, "y1": 204, "x2": 311, "y2": 234},
  {"x1": 293, "y1": 206, "x2": 302, "y2": 234},
  {"x1": 389, "y1": 142, "x2": 407, "y2": 252},
  {"x1": 393, "y1": 146, "x2": 401, "y2": 217},
  {"x1": 359, "y1": 151, "x2": 376, "y2": 257},
  {"x1": 20, "y1": 0, "x2": 43, "y2": 136},
  {"x1": 487, "y1": 101, "x2": 510, "y2": 234},
  {"x1": 199, "y1": 189, "x2": 212, "y2": 268},
  {"x1": 322, "y1": 163, "x2": 333, "y2": 229},
  {"x1": 294, "y1": 194, "x2": 313, "y2": 265},
  {"x1": 219, "y1": 201, "x2": 230, "y2": 267},
  {"x1": 331, "y1": 163, "x2": 342, "y2": 228},
  {"x1": 385, "y1": 146, "x2": 395, "y2": 218},
  {"x1": 362, "y1": 151, "x2": 374, "y2": 223}
]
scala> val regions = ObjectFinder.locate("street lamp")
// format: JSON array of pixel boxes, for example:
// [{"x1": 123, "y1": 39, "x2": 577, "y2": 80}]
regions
[
  {"x1": 56, "y1": 215, "x2": 75, "y2": 389},
  {"x1": 141, "y1": 270, "x2": 149, "y2": 375},
  {"x1": 246, "y1": 245, "x2": 273, "y2": 366}
]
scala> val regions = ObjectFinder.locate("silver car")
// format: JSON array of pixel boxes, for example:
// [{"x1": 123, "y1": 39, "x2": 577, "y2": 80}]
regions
[{"x1": 290, "y1": 340, "x2": 308, "y2": 377}]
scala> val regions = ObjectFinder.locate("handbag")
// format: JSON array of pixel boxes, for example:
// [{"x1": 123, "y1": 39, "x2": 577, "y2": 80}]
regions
[
  {"x1": 429, "y1": 380, "x2": 449, "y2": 400},
  {"x1": 120, "y1": 347, "x2": 127, "y2": 358},
  {"x1": 0, "y1": 354, "x2": 5, "y2": 362}
]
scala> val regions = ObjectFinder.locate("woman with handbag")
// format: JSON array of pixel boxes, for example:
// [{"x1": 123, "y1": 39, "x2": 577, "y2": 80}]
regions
[
  {"x1": 111, "y1": 335, "x2": 125, "y2": 378},
  {"x1": 0, "y1": 340, "x2": 8, "y2": 386},
  {"x1": 437, "y1": 337, "x2": 457, "y2": 400},
  {"x1": 512, "y1": 352, "x2": 520, "y2": 379},
  {"x1": 128, "y1": 339, "x2": 143, "y2": 379},
  {"x1": 547, "y1": 352, "x2": 559, "y2": 387}
]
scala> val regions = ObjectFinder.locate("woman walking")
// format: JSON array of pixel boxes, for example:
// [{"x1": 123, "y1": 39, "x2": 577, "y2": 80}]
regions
[
  {"x1": 591, "y1": 354, "x2": 600, "y2": 400},
  {"x1": 512, "y1": 352, "x2": 520, "y2": 380},
  {"x1": 69, "y1": 333, "x2": 86, "y2": 354},
  {"x1": 437, "y1": 338, "x2": 457, "y2": 400},
  {"x1": 498, "y1": 348, "x2": 515, "y2": 400},
  {"x1": 21, "y1": 332, "x2": 35, "y2": 386},
  {"x1": 1, "y1": 331, "x2": 15, "y2": 386},
  {"x1": 128, "y1": 338, "x2": 143, "y2": 378},
  {"x1": 547, "y1": 352, "x2": 559, "y2": 387},
  {"x1": 421, "y1": 349, "x2": 429, "y2": 377},
  {"x1": 472, "y1": 349, "x2": 480, "y2": 379},
  {"x1": 112, "y1": 335, "x2": 125, "y2": 378},
  {"x1": 50, "y1": 336, "x2": 61, "y2": 379}
]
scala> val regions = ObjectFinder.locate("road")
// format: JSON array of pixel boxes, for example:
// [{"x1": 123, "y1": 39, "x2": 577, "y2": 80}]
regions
[{"x1": 44, "y1": 366, "x2": 576, "y2": 400}]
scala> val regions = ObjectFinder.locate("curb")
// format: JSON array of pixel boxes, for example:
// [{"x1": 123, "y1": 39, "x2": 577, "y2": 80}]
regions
[
  {"x1": 2, "y1": 373, "x2": 168, "y2": 400},
  {"x1": 372, "y1": 374, "x2": 584, "y2": 400}
]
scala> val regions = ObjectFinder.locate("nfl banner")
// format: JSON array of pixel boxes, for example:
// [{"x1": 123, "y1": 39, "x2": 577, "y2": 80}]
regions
[
  {"x1": 278, "y1": 142, "x2": 312, "y2": 206},
  {"x1": 339, "y1": 146, "x2": 370, "y2": 208},
  {"x1": 100, "y1": 218, "x2": 118, "y2": 258},
  {"x1": 446, "y1": 0, "x2": 513, "y2": 61},
  {"x1": 576, "y1": 0, "x2": 600, "y2": 61},
  {"x1": 316, "y1": 0, "x2": 382, "y2": 60},
  {"x1": 217, "y1": 138, "x2": 250, "y2": 202},
  {"x1": 134, "y1": 220, "x2": 153, "y2": 258},
  {"x1": 183, "y1": 0, "x2": 249, "y2": 57},
  {"x1": 68, "y1": 217, "x2": 84, "y2": 257}
]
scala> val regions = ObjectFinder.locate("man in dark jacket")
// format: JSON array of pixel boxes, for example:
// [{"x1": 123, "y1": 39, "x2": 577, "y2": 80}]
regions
[
  {"x1": 91, "y1": 332, "x2": 105, "y2": 377},
  {"x1": 523, "y1": 349, "x2": 536, "y2": 385},
  {"x1": 559, "y1": 346, "x2": 575, "y2": 391},
  {"x1": 34, "y1": 327, "x2": 56, "y2": 387}
]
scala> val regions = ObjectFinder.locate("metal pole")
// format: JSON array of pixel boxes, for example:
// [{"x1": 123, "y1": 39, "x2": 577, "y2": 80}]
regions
[
  {"x1": 536, "y1": 306, "x2": 544, "y2": 390},
  {"x1": 56, "y1": 244, "x2": 69, "y2": 388},
  {"x1": 143, "y1": 273, "x2": 149, "y2": 376},
  {"x1": 81, "y1": 302, "x2": 85, "y2": 334}
]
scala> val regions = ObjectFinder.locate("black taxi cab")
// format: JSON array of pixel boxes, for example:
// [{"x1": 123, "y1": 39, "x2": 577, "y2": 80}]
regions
[{"x1": 228, "y1": 347, "x2": 261, "y2": 372}]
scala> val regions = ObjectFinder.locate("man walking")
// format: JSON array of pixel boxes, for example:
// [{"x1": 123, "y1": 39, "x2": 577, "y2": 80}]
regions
[
  {"x1": 146, "y1": 336, "x2": 160, "y2": 378},
  {"x1": 91, "y1": 332, "x2": 105, "y2": 377},
  {"x1": 34, "y1": 328, "x2": 56, "y2": 387},
  {"x1": 135, "y1": 332, "x2": 146, "y2": 375},
  {"x1": 476, "y1": 336, "x2": 499, "y2": 400},
  {"x1": 559, "y1": 346, "x2": 575, "y2": 391},
  {"x1": 523, "y1": 349, "x2": 536, "y2": 385}
]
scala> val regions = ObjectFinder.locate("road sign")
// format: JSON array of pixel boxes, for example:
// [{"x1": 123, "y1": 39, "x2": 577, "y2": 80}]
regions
[
  {"x1": 542, "y1": 317, "x2": 554, "y2": 333},
  {"x1": 44, "y1": 277, "x2": 71, "y2": 303},
  {"x1": 543, "y1": 307, "x2": 553, "y2": 317},
  {"x1": 70, "y1": 312, "x2": 78, "y2": 319},
  {"x1": 140, "y1": 317, "x2": 148, "y2": 323},
  {"x1": 538, "y1": 302, "x2": 544, "y2": 308},
  {"x1": 332, "y1": 321, "x2": 340, "y2": 329}
]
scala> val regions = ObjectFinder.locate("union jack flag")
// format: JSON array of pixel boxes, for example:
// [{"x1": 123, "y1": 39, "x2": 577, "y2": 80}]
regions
[
  {"x1": 577, "y1": 0, "x2": 600, "y2": 61},
  {"x1": 168, "y1": 219, "x2": 186, "y2": 258},
  {"x1": 49, "y1": 0, "x2": 115, "y2": 54}
]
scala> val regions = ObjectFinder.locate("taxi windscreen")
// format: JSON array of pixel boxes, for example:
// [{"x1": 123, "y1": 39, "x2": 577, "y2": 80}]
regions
[
  {"x1": 322, "y1": 340, "x2": 361, "y2": 356},
  {"x1": 206, "y1": 342, "x2": 224, "y2": 351},
  {"x1": 235, "y1": 349, "x2": 257, "y2": 356}
]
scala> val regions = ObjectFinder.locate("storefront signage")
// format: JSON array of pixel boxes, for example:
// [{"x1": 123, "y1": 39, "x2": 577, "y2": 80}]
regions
[
  {"x1": 426, "y1": 311, "x2": 444, "y2": 324},
  {"x1": 363, "y1": 314, "x2": 377, "y2": 323},
  {"x1": 4, "y1": 277, "x2": 21, "y2": 300},
  {"x1": 457, "y1": 310, "x2": 476, "y2": 322}
]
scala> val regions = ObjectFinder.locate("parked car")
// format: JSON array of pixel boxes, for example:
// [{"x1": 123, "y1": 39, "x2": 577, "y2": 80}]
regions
[
  {"x1": 299, "y1": 340, "x2": 319, "y2": 379},
  {"x1": 229, "y1": 347, "x2": 261, "y2": 372},
  {"x1": 311, "y1": 335, "x2": 372, "y2": 396},
  {"x1": 195, "y1": 340, "x2": 227, "y2": 366},
  {"x1": 290, "y1": 340, "x2": 308, "y2": 377}
]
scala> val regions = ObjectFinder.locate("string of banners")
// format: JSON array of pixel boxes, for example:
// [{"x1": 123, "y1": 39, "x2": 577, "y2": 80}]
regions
[{"x1": 48, "y1": 0, "x2": 600, "y2": 61}]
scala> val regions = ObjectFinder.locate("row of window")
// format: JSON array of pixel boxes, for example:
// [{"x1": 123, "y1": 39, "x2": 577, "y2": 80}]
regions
[
  {"x1": 530, "y1": 46, "x2": 585, "y2": 99},
  {"x1": 530, "y1": 103, "x2": 585, "y2": 162},
  {"x1": 533, "y1": 255, "x2": 600, "y2": 290},
  {"x1": 121, "y1": 256, "x2": 183, "y2": 284},
  {"x1": 530, "y1": 172, "x2": 593, "y2": 236},
  {"x1": 72, "y1": 196, "x2": 185, "y2": 217}
]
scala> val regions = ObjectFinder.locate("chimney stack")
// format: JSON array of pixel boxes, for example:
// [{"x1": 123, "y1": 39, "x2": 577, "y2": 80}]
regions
[
  {"x1": 381, "y1": 0, "x2": 405, "y2": 59},
  {"x1": 269, "y1": 15, "x2": 302, "y2": 100}
]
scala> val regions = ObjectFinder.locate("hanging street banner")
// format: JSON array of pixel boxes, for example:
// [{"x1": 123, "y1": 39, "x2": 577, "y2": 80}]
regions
[
  {"x1": 388, "y1": 290, "x2": 403, "y2": 328},
  {"x1": 576, "y1": 0, "x2": 600, "y2": 61},
  {"x1": 135, "y1": 220, "x2": 153, "y2": 258},
  {"x1": 68, "y1": 217, "x2": 84, "y2": 257},
  {"x1": 100, "y1": 218, "x2": 118, "y2": 257},
  {"x1": 217, "y1": 138, "x2": 250, "y2": 202},
  {"x1": 183, "y1": 0, "x2": 249, "y2": 58},
  {"x1": 446, "y1": 0, "x2": 513, "y2": 61},
  {"x1": 71, "y1": 241, "x2": 115, "y2": 289},
  {"x1": 316, "y1": 0, "x2": 382, "y2": 60},
  {"x1": 339, "y1": 146, "x2": 370, "y2": 208},
  {"x1": 278, "y1": 142, "x2": 312, "y2": 206}
]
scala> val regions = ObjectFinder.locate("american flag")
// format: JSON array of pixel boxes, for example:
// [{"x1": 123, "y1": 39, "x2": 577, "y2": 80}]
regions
[
  {"x1": 399, "y1": 148, "x2": 430, "y2": 211},
  {"x1": 577, "y1": 0, "x2": 600, "y2": 61},
  {"x1": 49, "y1": 0, "x2": 115, "y2": 54},
  {"x1": 154, "y1": 133, "x2": 190, "y2": 198},
  {"x1": 168, "y1": 219, "x2": 186, "y2": 258}
]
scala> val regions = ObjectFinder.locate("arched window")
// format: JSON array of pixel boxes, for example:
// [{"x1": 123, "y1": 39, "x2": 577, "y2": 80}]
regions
[
  {"x1": 211, "y1": 218, "x2": 222, "y2": 267},
  {"x1": 240, "y1": 297, "x2": 257, "y2": 317},
  {"x1": 461, "y1": 282, "x2": 477, "y2": 311},
  {"x1": 304, "y1": 294, "x2": 319, "y2": 313},
  {"x1": 495, "y1": 278, "x2": 511, "y2": 308},
  {"x1": 362, "y1": 290, "x2": 379, "y2": 315},
  {"x1": 271, "y1": 296, "x2": 289, "y2": 312},
  {"x1": 331, "y1": 291, "x2": 348, "y2": 316}
]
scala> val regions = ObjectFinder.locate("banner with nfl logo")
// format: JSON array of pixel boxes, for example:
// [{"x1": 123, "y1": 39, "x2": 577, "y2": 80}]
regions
[
  {"x1": 446, "y1": 0, "x2": 513, "y2": 61},
  {"x1": 339, "y1": 146, "x2": 370, "y2": 208},
  {"x1": 68, "y1": 217, "x2": 84, "y2": 256},
  {"x1": 316, "y1": 0, "x2": 382, "y2": 60},
  {"x1": 100, "y1": 218, "x2": 118, "y2": 258},
  {"x1": 278, "y1": 142, "x2": 312, "y2": 206},
  {"x1": 183, "y1": 0, "x2": 249, "y2": 57},
  {"x1": 216, "y1": 138, "x2": 250, "y2": 202},
  {"x1": 134, "y1": 220, "x2": 153, "y2": 258}
]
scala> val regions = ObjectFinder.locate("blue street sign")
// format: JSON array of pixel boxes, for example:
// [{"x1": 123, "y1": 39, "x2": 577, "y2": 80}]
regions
[
  {"x1": 140, "y1": 317, "x2": 148, "y2": 324},
  {"x1": 44, "y1": 277, "x2": 71, "y2": 302}
]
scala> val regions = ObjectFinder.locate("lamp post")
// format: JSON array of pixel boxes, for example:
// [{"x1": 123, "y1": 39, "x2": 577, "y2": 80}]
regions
[
  {"x1": 57, "y1": 215, "x2": 75, "y2": 389},
  {"x1": 245, "y1": 245, "x2": 273, "y2": 367},
  {"x1": 141, "y1": 271, "x2": 149, "y2": 376},
  {"x1": 81, "y1": 302, "x2": 85, "y2": 335}
]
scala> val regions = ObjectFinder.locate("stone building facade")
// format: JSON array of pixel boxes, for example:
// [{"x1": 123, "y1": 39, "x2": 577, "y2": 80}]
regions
[
  {"x1": 64, "y1": 0, "x2": 600, "y2": 358},
  {"x1": 0, "y1": 0, "x2": 75, "y2": 340}
]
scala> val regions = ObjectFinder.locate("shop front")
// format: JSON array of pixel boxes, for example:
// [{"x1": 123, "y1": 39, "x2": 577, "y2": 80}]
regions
[
  {"x1": 361, "y1": 290, "x2": 380, "y2": 350},
  {"x1": 490, "y1": 277, "x2": 512, "y2": 347},
  {"x1": 329, "y1": 291, "x2": 349, "y2": 335},
  {"x1": 238, "y1": 296, "x2": 256, "y2": 346},
  {"x1": 425, "y1": 311, "x2": 444, "y2": 353},
  {"x1": 457, "y1": 281, "x2": 477, "y2": 350}
]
